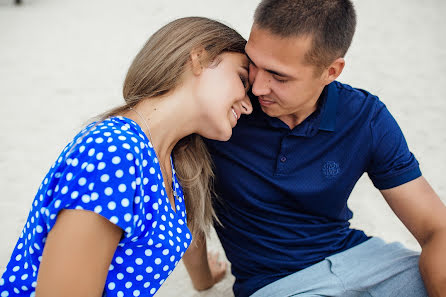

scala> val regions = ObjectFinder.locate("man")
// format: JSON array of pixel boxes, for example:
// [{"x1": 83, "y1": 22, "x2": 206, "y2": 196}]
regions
[{"x1": 183, "y1": 1, "x2": 446, "y2": 296}]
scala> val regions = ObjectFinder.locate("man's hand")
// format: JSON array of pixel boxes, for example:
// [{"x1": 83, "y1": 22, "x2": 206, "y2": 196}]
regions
[
  {"x1": 207, "y1": 251, "x2": 227, "y2": 285},
  {"x1": 183, "y1": 233, "x2": 228, "y2": 291}
]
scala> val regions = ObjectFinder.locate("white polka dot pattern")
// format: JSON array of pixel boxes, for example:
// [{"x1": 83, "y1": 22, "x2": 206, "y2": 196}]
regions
[{"x1": 0, "y1": 117, "x2": 191, "y2": 297}]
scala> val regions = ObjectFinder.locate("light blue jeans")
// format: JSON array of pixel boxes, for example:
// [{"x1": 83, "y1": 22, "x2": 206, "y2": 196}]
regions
[{"x1": 250, "y1": 237, "x2": 427, "y2": 297}]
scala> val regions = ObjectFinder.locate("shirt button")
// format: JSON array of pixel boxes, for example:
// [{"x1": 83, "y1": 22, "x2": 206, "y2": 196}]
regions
[{"x1": 280, "y1": 156, "x2": 287, "y2": 162}]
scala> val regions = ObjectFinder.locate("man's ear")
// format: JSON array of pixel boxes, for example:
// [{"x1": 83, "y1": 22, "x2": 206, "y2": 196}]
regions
[
  {"x1": 323, "y1": 57, "x2": 345, "y2": 84},
  {"x1": 190, "y1": 47, "x2": 206, "y2": 76}
]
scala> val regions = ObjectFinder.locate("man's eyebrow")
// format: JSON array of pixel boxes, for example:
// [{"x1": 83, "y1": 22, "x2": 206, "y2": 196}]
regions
[
  {"x1": 246, "y1": 53, "x2": 290, "y2": 78},
  {"x1": 266, "y1": 69, "x2": 289, "y2": 78},
  {"x1": 246, "y1": 54, "x2": 256, "y2": 66}
]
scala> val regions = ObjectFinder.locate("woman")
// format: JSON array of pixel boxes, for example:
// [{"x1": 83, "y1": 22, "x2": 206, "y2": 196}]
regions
[{"x1": 0, "y1": 17, "x2": 252, "y2": 297}]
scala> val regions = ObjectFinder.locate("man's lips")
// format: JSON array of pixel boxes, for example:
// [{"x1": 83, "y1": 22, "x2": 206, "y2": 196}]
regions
[{"x1": 258, "y1": 97, "x2": 274, "y2": 106}]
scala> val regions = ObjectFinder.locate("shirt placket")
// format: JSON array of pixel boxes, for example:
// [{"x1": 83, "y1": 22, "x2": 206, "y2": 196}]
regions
[{"x1": 275, "y1": 134, "x2": 293, "y2": 175}]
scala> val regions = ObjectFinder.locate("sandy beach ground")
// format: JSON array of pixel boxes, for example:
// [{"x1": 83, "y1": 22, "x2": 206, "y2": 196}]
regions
[{"x1": 0, "y1": 0, "x2": 445, "y2": 296}]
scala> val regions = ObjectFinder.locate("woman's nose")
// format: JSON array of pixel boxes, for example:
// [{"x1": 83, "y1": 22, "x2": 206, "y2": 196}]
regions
[{"x1": 240, "y1": 95, "x2": 253, "y2": 115}]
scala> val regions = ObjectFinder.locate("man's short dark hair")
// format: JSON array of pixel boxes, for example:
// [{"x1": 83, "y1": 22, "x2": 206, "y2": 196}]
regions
[{"x1": 254, "y1": 0, "x2": 356, "y2": 68}]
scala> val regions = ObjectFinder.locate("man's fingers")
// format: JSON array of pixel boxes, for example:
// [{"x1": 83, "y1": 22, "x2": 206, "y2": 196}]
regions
[{"x1": 207, "y1": 251, "x2": 220, "y2": 262}]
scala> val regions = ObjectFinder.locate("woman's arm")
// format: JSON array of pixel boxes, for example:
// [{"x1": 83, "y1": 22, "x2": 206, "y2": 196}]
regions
[
  {"x1": 35, "y1": 209, "x2": 123, "y2": 297},
  {"x1": 182, "y1": 232, "x2": 227, "y2": 291}
]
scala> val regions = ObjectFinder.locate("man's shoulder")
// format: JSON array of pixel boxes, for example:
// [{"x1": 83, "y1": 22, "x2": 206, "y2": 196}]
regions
[
  {"x1": 333, "y1": 81, "x2": 384, "y2": 117},
  {"x1": 334, "y1": 81, "x2": 378, "y2": 102}
]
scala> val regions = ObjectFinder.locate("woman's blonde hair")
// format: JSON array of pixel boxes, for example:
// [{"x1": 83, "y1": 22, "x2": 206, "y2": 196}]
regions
[{"x1": 100, "y1": 17, "x2": 246, "y2": 238}]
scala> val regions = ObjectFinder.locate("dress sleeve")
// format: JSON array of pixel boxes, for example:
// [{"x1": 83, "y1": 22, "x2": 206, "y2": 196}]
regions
[
  {"x1": 42, "y1": 128, "x2": 145, "y2": 239},
  {"x1": 366, "y1": 100, "x2": 421, "y2": 190}
]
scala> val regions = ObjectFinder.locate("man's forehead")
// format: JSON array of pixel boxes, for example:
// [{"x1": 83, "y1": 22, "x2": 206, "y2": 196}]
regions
[
  {"x1": 246, "y1": 26, "x2": 313, "y2": 73},
  {"x1": 248, "y1": 26, "x2": 312, "y2": 51}
]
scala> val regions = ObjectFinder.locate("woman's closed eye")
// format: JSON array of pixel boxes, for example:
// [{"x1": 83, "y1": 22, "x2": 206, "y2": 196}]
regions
[{"x1": 240, "y1": 74, "x2": 249, "y2": 90}]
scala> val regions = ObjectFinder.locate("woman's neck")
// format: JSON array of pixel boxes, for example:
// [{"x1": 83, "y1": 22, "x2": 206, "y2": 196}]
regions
[{"x1": 122, "y1": 90, "x2": 195, "y2": 165}]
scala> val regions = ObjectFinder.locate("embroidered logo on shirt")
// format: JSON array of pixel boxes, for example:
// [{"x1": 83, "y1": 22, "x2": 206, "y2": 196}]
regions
[{"x1": 322, "y1": 161, "x2": 340, "y2": 178}]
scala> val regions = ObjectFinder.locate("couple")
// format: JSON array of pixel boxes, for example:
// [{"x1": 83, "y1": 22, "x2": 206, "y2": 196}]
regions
[{"x1": 1, "y1": 0, "x2": 445, "y2": 296}]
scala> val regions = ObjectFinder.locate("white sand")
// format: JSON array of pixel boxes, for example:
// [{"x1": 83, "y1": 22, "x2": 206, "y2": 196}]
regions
[{"x1": 0, "y1": 0, "x2": 445, "y2": 295}]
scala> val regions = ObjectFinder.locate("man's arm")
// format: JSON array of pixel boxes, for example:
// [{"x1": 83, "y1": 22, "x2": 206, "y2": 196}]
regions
[
  {"x1": 182, "y1": 232, "x2": 227, "y2": 290},
  {"x1": 380, "y1": 176, "x2": 446, "y2": 297}
]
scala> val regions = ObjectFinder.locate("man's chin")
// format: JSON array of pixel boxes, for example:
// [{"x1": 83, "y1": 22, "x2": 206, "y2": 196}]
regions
[{"x1": 260, "y1": 105, "x2": 277, "y2": 117}]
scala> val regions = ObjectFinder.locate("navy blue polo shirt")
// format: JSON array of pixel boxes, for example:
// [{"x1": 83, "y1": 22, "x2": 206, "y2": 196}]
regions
[{"x1": 205, "y1": 81, "x2": 421, "y2": 297}]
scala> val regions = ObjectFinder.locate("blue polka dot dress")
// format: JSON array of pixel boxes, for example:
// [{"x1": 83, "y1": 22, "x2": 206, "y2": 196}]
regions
[{"x1": 0, "y1": 117, "x2": 192, "y2": 297}]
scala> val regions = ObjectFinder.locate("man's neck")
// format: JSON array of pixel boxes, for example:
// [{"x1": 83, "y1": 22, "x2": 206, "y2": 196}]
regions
[{"x1": 278, "y1": 104, "x2": 318, "y2": 129}]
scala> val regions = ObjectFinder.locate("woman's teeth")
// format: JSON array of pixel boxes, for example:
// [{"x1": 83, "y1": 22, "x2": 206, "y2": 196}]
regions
[{"x1": 231, "y1": 108, "x2": 238, "y2": 120}]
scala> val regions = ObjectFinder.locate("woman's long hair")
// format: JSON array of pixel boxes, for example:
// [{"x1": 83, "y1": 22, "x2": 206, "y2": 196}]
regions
[{"x1": 99, "y1": 17, "x2": 246, "y2": 238}]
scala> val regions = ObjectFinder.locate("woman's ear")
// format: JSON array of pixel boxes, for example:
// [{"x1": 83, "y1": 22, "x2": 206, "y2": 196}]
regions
[{"x1": 190, "y1": 47, "x2": 206, "y2": 76}]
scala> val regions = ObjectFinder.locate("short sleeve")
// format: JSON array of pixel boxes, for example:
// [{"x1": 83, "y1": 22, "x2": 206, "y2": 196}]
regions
[
  {"x1": 43, "y1": 127, "x2": 143, "y2": 237},
  {"x1": 367, "y1": 100, "x2": 421, "y2": 190}
]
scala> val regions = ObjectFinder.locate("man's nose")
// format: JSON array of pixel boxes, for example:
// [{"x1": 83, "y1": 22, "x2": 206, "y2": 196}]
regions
[{"x1": 251, "y1": 69, "x2": 270, "y2": 97}]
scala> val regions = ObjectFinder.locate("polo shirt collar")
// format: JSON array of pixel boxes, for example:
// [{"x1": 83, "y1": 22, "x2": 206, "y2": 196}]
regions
[{"x1": 318, "y1": 81, "x2": 338, "y2": 132}]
